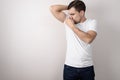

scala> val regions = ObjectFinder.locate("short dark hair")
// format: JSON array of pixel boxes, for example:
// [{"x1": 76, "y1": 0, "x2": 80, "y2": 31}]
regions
[{"x1": 67, "y1": 0, "x2": 86, "y2": 12}]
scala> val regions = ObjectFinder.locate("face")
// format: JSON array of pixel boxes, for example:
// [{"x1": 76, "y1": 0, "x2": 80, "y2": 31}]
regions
[{"x1": 68, "y1": 7, "x2": 84, "y2": 24}]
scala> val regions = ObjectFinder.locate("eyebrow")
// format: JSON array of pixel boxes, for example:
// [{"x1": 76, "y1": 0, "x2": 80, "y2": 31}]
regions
[{"x1": 69, "y1": 13, "x2": 75, "y2": 15}]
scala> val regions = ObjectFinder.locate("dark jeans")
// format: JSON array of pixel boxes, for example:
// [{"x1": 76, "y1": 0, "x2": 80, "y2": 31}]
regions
[{"x1": 63, "y1": 64, "x2": 95, "y2": 80}]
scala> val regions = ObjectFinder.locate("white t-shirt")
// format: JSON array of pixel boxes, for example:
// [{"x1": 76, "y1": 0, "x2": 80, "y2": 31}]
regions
[{"x1": 64, "y1": 18, "x2": 97, "y2": 68}]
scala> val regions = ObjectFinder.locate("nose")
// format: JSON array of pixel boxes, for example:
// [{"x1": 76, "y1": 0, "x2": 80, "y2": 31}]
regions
[
  {"x1": 69, "y1": 16, "x2": 73, "y2": 20},
  {"x1": 69, "y1": 16, "x2": 72, "y2": 18}
]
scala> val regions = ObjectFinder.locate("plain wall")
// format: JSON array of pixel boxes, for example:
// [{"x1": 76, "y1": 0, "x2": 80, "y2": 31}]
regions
[{"x1": 0, "y1": 0, "x2": 120, "y2": 80}]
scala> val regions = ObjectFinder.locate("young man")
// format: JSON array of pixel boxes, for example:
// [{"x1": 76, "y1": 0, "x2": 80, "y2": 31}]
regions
[{"x1": 50, "y1": 0, "x2": 97, "y2": 80}]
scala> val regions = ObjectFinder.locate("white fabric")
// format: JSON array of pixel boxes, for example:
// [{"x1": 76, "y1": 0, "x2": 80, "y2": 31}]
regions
[{"x1": 64, "y1": 18, "x2": 97, "y2": 68}]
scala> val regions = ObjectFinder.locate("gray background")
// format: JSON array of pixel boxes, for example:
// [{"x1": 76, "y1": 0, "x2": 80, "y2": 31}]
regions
[{"x1": 0, "y1": 0, "x2": 120, "y2": 80}]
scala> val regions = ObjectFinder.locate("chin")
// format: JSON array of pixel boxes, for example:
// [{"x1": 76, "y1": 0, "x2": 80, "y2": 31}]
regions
[
  {"x1": 74, "y1": 21, "x2": 77, "y2": 24},
  {"x1": 74, "y1": 21, "x2": 79, "y2": 24},
  {"x1": 73, "y1": 20, "x2": 79, "y2": 24}
]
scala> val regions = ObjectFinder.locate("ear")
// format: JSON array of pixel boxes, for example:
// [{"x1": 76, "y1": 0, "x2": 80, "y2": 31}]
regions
[{"x1": 80, "y1": 10, "x2": 85, "y2": 16}]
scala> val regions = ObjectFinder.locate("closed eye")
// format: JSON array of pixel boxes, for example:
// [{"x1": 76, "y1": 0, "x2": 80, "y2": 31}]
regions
[{"x1": 70, "y1": 14, "x2": 74, "y2": 15}]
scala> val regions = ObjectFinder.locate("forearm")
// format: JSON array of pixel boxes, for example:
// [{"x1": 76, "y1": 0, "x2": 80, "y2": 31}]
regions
[
  {"x1": 50, "y1": 5, "x2": 68, "y2": 12},
  {"x1": 71, "y1": 26, "x2": 92, "y2": 44}
]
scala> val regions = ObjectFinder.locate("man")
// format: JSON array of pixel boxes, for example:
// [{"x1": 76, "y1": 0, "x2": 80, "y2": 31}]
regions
[{"x1": 50, "y1": 0, "x2": 97, "y2": 80}]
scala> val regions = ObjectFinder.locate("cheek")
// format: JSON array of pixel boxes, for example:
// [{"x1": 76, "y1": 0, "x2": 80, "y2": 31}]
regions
[{"x1": 74, "y1": 15, "x2": 80, "y2": 21}]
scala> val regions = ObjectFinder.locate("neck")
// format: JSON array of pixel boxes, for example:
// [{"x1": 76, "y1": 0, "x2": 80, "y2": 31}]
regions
[{"x1": 80, "y1": 16, "x2": 87, "y2": 23}]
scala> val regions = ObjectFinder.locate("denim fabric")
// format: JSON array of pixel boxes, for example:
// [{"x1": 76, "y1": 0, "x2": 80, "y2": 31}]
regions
[{"x1": 63, "y1": 64, "x2": 95, "y2": 80}]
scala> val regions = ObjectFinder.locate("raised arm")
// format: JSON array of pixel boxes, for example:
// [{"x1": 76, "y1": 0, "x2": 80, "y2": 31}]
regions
[{"x1": 49, "y1": 5, "x2": 68, "y2": 23}]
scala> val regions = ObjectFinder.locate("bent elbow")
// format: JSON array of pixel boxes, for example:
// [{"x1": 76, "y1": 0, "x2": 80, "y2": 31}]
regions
[
  {"x1": 85, "y1": 38, "x2": 94, "y2": 44},
  {"x1": 86, "y1": 34, "x2": 97, "y2": 44},
  {"x1": 49, "y1": 5, "x2": 57, "y2": 11}
]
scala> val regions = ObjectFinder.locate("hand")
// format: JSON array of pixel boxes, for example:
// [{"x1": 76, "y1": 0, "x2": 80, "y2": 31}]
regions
[{"x1": 65, "y1": 17, "x2": 75, "y2": 29}]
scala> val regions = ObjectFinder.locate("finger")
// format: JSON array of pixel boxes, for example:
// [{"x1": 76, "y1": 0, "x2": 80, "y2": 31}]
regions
[{"x1": 69, "y1": 16, "x2": 72, "y2": 19}]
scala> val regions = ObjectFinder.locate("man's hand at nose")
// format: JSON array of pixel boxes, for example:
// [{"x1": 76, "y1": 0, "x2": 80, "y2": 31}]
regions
[{"x1": 65, "y1": 17, "x2": 75, "y2": 29}]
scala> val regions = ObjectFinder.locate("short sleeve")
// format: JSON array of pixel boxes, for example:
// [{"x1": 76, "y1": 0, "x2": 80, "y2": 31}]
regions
[
  {"x1": 63, "y1": 11, "x2": 70, "y2": 24},
  {"x1": 87, "y1": 19, "x2": 97, "y2": 33}
]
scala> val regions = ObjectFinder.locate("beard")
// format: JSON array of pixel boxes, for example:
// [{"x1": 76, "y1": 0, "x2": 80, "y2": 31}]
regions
[
  {"x1": 72, "y1": 20, "x2": 77, "y2": 24},
  {"x1": 74, "y1": 20, "x2": 79, "y2": 24},
  {"x1": 74, "y1": 22, "x2": 77, "y2": 24}
]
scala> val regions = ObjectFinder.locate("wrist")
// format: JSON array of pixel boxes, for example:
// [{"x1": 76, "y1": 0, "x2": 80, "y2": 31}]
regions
[{"x1": 71, "y1": 24, "x2": 76, "y2": 30}]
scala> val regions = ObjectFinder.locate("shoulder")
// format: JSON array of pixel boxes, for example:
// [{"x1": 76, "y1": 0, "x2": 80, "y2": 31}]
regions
[
  {"x1": 86, "y1": 19, "x2": 97, "y2": 32},
  {"x1": 87, "y1": 19, "x2": 97, "y2": 25}
]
